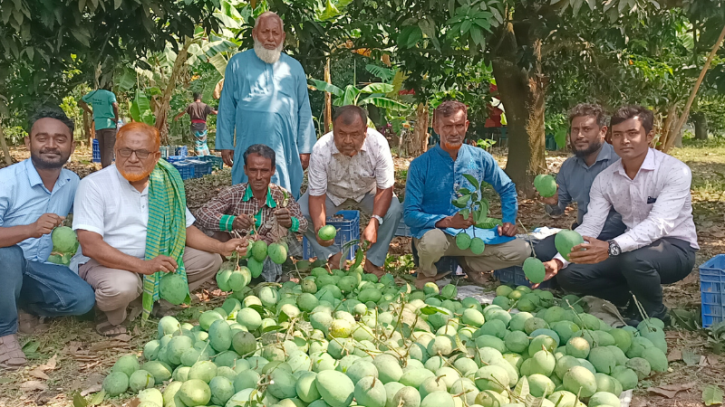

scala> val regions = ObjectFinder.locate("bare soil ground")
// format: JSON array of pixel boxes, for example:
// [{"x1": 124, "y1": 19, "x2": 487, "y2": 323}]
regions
[{"x1": 1, "y1": 140, "x2": 723, "y2": 407}]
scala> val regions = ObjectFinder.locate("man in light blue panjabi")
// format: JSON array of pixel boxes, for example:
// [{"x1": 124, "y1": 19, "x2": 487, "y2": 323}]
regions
[{"x1": 216, "y1": 11, "x2": 316, "y2": 199}]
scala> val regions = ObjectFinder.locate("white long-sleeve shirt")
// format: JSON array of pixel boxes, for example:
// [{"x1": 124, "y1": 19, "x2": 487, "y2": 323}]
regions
[{"x1": 555, "y1": 148, "x2": 698, "y2": 267}]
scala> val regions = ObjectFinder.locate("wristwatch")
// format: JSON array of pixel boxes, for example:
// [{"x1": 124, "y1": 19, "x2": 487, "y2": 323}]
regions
[
  {"x1": 607, "y1": 240, "x2": 621, "y2": 257},
  {"x1": 371, "y1": 215, "x2": 384, "y2": 226}
]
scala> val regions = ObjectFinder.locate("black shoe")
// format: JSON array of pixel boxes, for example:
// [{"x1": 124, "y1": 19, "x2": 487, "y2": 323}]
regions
[{"x1": 624, "y1": 306, "x2": 671, "y2": 327}]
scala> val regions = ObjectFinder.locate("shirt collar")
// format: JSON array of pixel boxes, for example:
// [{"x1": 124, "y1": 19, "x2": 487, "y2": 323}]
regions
[
  {"x1": 575, "y1": 142, "x2": 615, "y2": 168},
  {"x1": 615, "y1": 148, "x2": 656, "y2": 177},
  {"x1": 24, "y1": 158, "x2": 71, "y2": 190},
  {"x1": 242, "y1": 184, "x2": 277, "y2": 208},
  {"x1": 434, "y1": 143, "x2": 468, "y2": 161},
  {"x1": 641, "y1": 148, "x2": 656, "y2": 170}
]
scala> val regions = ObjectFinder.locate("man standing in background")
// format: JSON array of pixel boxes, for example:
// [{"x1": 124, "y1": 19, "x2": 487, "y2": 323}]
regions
[
  {"x1": 216, "y1": 11, "x2": 316, "y2": 198},
  {"x1": 174, "y1": 92, "x2": 217, "y2": 156},
  {"x1": 79, "y1": 85, "x2": 119, "y2": 168}
]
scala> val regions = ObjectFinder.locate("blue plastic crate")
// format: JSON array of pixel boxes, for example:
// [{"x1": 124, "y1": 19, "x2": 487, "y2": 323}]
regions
[
  {"x1": 303, "y1": 210, "x2": 360, "y2": 261},
  {"x1": 701, "y1": 254, "x2": 725, "y2": 328},
  {"x1": 176, "y1": 146, "x2": 188, "y2": 157},
  {"x1": 92, "y1": 139, "x2": 100, "y2": 163},
  {"x1": 494, "y1": 265, "x2": 552, "y2": 289},
  {"x1": 167, "y1": 155, "x2": 185, "y2": 163},
  {"x1": 197, "y1": 155, "x2": 224, "y2": 171},
  {"x1": 172, "y1": 161, "x2": 195, "y2": 180},
  {"x1": 187, "y1": 159, "x2": 212, "y2": 177}
]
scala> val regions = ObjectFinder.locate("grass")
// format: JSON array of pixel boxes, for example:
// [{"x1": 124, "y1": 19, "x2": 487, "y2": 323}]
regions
[{"x1": 1, "y1": 140, "x2": 725, "y2": 406}]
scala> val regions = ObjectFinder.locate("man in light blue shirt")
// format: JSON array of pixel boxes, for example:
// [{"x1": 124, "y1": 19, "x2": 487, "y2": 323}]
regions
[
  {"x1": 216, "y1": 12, "x2": 316, "y2": 198},
  {"x1": 404, "y1": 101, "x2": 530, "y2": 289},
  {"x1": 0, "y1": 108, "x2": 95, "y2": 369}
]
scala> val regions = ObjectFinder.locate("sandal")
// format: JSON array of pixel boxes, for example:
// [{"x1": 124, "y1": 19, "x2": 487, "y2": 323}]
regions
[
  {"x1": 95, "y1": 320, "x2": 127, "y2": 337},
  {"x1": 0, "y1": 334, "x2": 26, "y2": 370},
  {"x1": 414, "y1": 270, "x2": 453, "y2": 289}
]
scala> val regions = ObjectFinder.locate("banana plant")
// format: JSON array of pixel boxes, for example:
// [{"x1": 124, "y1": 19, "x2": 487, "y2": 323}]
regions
[{"x1": 308, "y1": 80, "x2": 409, "y2": 111}]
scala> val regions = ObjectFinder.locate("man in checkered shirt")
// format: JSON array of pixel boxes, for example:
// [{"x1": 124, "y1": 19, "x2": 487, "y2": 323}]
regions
[{"x1": 195, "y1": 144, "x2": 307, "y2": 282}]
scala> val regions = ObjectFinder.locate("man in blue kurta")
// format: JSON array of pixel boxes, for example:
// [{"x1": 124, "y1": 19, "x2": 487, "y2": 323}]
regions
[
  {"x1": 404, "y1": 101, "x2": 530, "y2": 289},
  {"x1": 216, "y1": 11, "x2": 316, "y2": 198}
]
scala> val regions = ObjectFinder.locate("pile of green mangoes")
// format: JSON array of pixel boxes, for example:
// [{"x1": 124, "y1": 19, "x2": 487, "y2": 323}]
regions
[{"x1": 102, "y1": 267, "x2": 669, "y2": 407}]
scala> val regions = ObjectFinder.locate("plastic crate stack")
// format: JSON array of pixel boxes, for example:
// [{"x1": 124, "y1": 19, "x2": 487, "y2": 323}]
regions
[
  {"x1": 92, "y1": 139, "x2": 101, "y2": 163},
  {"x1": 701, "y1": 254, "x2": 725, "y2": 327},
  {"x1": 303, "y1": 210, "x2": 360, "y2": 261},
  {"x1": 171, "y1": 161, "x2": 195, "y2": 180},
  {"x1": 197, "y1": 155, "x2": 224, "y2": 171},
  {"x1": 187, "y1": 159, "x2": 213, "y2": 177}
]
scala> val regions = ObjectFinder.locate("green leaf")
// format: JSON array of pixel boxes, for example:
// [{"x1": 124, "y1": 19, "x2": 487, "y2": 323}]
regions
[
  {"x1": 114, "y1": 0, "x2": 122, "y2": 10},
  {"x1": 398, "y1": 26, "x2": 423, "y2": 49},
  {"x1": 89, "y1": 390, "x2": 105, "y2": 406},
  {"x1": 358, "y1": 97, "x2": 408, "y2": 111},
  {"x1": 209, "y1": 54, "x2": 229, "y2": 76},
  {"x1": 470, "y1": 26, "x2": 484, "y2": 46},
  {"x1": 360, "y1": 83, "x2": 393, "y2": 94},
  {"x1": 459, "y1": 208, "x2": 470, "y2": 219},
  {"x1": 461, "y1": 20, "x2": 472, "y2": 35},
  {"x1": 308, "y1": 79, "x2": 344, "y2": 97},
  {"x1": 452, "y1": 194, "x2": 472, "y2": 208},
  {"x1": 419, "y1": 306, "x2": 447, "y2": 315},
  {"x1": 462, "y1": 174, "x2": 479, "y2": 190},
  {"x1": 116, "y1": 69, "x2": 136, "y2": 91},
  {"x1": 418, "y1": 17, "x2": 441, "y2": 51},
  {"x1": 365, "y1": 64, "x2": 395, "y2": 82},
  {"x1": 342, "y1": 85, "x2": 361, "y2": 106},
  {"x1": 704, "y1": 385, "x2": 723, "y2": 406},
  {"x1": 262, "y1": 325, "x2": 283, "y2": 333},
  {"x1": 513, "y1": 375, "x2": 530, "y2": 398},
  {"x1": 22, "y1": 340, "x2": 39, "y2": 353},
  {"x1": 458, "y1": 188, "x2": 471, "y2": 195},
  {"x1": 73, "y1": 392, "x2": 88, "y2": 407}
]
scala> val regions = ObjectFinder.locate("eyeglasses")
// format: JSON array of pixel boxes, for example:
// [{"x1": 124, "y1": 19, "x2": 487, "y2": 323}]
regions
[{"x1": 117, "y1": 148, "x2": 152, "y2": 159}]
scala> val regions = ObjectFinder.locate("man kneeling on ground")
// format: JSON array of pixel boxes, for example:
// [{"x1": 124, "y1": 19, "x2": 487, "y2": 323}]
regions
[
  {"x1": 404, "y1": 100, "x2": 530, "y2": 289},
  {"x1": 195, "y1": 144, "x2": 308, "y2": 282},
  {"x1": 0, "y1": 108, "x2": 95, "y2": 369},
  {"x1": 73, "y1": 123, "x2": 246, "y2": 335},
  {"x1": 539, "y1": 106, "x2": 698, "y2": 325},
  {"x1": 300, "y1": 105, "x2": 403, "y2": 277}
]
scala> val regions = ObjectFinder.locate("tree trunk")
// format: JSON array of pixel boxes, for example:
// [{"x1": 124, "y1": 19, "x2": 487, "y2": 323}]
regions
[
  {"x1": 155, "y1": 38, "x2": 194, "y2": 145},
  {"x1": 408, "y1": 103, "x2": 429, "y2": 157},
  {"x1": 694, "y1": 113, "x2": 708, "y2": 140},
  {"x1": 658, "y1": 105, "x2": 678, "y2": 150},
  {"x1": 492, "y1": 58, "x2": 546, "y2": 198},
  {"x1": 83, "y1": 110, "x2": 93, "y2": 144},
  {"x1": 324, "y1": 57, "x2": 332, "y2": 133},
  {"x1": 0, "y1": 124, "x2": 11, "y2": 166}
]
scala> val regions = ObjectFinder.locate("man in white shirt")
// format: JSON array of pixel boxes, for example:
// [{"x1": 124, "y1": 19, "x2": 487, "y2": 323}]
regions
[
  {"x1": 299, "y1": 106, "x2": 403, "y2": 277},
  {"x1": 73, "y1": 123, "x2": 247, "y2": 336},
  {"x1": 540, "y1": 106, "x2": 698, "y2": 324}
]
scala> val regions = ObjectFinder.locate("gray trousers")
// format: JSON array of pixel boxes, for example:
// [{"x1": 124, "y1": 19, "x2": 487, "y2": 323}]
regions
[
  {"x1": 96, "y1": 128, "x2": 116, "y2": 168},
  {"x1": 298, "y1": 191, "x2": 403, "y2": 267}
]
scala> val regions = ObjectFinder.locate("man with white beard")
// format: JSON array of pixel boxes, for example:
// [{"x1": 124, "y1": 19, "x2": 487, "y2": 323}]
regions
[{"x1": 216, "y1": 12, "x2": 316, "y2": 199}]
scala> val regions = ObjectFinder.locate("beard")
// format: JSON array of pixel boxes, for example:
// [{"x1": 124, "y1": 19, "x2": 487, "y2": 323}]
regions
[
  {"x1": 573, "y1": 139, "x2": 603, "y2": 159},
  {"x1": 31, "y1": 148, "x2": 70, "y2": 170},
  {"x1": 254, "y1": 39, "x2": 283, "y2": 64},
  {"x1": 118, "y1": 166, "x2": 154, "y2": 182}
]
